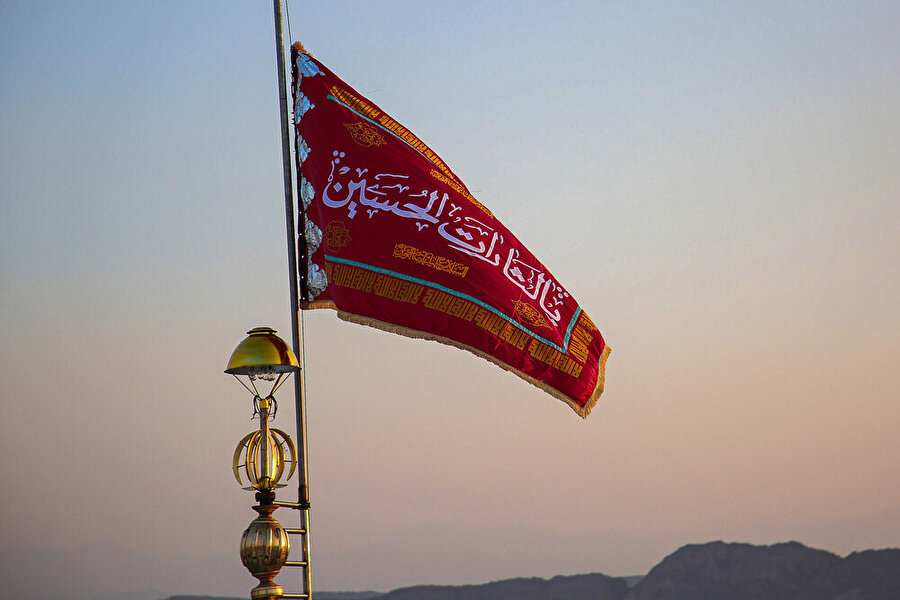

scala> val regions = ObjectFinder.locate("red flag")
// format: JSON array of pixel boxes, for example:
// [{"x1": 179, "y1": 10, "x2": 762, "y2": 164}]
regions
[{"x1": 292, "y1": 43, "x2": 609, "y2": 418}]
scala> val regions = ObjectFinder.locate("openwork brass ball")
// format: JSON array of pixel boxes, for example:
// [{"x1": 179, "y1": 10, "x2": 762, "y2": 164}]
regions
[
  {"x1": 240, "y1": 504, "x2": 290, "y2": 599},
  {"x1": 233, "y1": 427, "x2": 298, "y2": 492}
]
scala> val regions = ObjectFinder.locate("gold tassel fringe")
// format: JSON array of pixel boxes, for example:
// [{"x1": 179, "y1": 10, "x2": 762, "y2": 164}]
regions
[{"x1": 302, "y1": 302, "x2": 609, "y2": 419}]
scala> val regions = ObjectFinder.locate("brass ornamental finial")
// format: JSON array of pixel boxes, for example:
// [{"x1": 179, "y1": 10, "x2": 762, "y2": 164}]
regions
[{"x1": 227, "y1": 327, "x2": 300, "y2": 599}]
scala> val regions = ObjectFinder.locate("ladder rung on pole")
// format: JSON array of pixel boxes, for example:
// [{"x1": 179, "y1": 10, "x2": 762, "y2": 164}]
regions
[{"x1": 285, "y1": 560, "x2": 309, "y2": 567}]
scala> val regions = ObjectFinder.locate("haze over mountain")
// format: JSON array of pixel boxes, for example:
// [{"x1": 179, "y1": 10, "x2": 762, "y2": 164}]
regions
[{"x1": 165, "y1": 541, "x2": 899, "y2": 600}]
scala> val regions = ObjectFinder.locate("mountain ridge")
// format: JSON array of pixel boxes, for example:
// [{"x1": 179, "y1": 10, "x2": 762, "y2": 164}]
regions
[{"x1": 163, "y1": 540, "x2": 899, "y2": 600}]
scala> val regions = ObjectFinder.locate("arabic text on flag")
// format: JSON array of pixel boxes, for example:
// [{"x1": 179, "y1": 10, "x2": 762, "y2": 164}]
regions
[{"x1": 292, "y1": 42, "x2": 609, "y2": 418}]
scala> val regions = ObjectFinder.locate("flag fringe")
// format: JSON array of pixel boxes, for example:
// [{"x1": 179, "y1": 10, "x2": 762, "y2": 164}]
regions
[{"x1": 302, "y1": 301, "x2": 609, "y2": 418}]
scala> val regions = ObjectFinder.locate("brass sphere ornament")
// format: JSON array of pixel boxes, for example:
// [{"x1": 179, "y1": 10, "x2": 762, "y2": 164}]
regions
[
  {"x1": 240, "y1": 503, "x2": 291, "y2": 600},
  {"x1": 226, "y1": 327, "x2": 301, "y2": 600}
]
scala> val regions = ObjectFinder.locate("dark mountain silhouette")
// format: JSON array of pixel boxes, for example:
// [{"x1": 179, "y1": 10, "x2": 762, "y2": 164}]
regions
[
  {"x1": 166, "y1": 541, "x2": 899, "y2": 600},
  {"x1": 625, "y1": 541, "x2": 838, "y2": 599},
  {"x1": 623, "y1": 542, "x2": 898, "y2": 600},
  {"x1": 797, "y1": 548, "x2": 900, "y2": 600},
  {"x1": 372, "y1": 573, "x2": 628, "y2": 600}
]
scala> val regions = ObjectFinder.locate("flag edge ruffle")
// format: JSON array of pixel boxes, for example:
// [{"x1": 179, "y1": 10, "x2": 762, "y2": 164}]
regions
[{"x1": 302, "y1": 300, "x2": 609, "y2": 419}]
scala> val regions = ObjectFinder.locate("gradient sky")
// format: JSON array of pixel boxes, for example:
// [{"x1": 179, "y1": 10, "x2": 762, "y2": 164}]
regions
[{"x1": 1, "y1": 2, "x2": 898, "y2": 599}]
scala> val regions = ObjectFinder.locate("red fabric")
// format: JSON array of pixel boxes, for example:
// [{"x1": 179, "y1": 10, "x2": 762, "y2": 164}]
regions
[{"x1": 292, "y1": 44, "x2": 608, "y2": 417}]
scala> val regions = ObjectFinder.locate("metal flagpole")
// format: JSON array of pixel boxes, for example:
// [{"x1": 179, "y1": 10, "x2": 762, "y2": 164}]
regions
[{"x1": 272, "y1": 0, "x2": 313, "y2": 598}]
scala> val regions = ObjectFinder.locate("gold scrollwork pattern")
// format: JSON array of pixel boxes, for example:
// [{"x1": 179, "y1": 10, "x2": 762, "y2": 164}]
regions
[{"x1": 393, "y1": 243, "x2": 469, "y2": 277}]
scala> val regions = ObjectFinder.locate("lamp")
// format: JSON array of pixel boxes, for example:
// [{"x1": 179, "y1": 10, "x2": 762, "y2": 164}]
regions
[
  {"x1": 227, "y1": 327, "x2": 300, "y2": 600},
  {"x1": 226, "y1": 326, "x2": 300, "y2": 401}
]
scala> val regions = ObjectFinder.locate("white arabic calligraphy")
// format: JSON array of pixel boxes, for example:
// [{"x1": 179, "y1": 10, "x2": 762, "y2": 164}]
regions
[
  {"x1": 322, "y1": 151, "x2": 451, "y2": 224},
  {"x1": 503, "y1": 248, "x2": 563, "y2": 325},
  {"x1": 319, "y1": 150, "x2": 569, "y2": 326},
  {"x1": 437, "y1": 217, "x2": 504, "y2": 267}
]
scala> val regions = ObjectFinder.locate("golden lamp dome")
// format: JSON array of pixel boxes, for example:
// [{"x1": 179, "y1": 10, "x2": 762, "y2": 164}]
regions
[{"x1": 225, "y1": 327, "x2": 299, "y2": 378}]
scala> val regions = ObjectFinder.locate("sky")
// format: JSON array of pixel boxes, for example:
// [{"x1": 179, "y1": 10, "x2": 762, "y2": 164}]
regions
[{"x1": 0, "y1": 1, "x2": 898, "y2": 599}]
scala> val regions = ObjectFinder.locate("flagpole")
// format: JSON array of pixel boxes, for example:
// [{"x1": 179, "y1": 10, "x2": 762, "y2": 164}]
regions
[{"x1": 272, "y1": 0, "x2": 314, "y2": 598}]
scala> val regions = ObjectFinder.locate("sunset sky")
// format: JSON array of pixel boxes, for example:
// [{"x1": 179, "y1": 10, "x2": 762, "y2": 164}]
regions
[{"x1": 1, "y1": 2, "x2": 898, "y2": 599}]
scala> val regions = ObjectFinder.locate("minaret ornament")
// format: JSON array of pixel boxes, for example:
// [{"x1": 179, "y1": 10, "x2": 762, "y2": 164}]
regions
[{"x1": 226, "y1": 327, "x2": 301, "y2": 600}]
